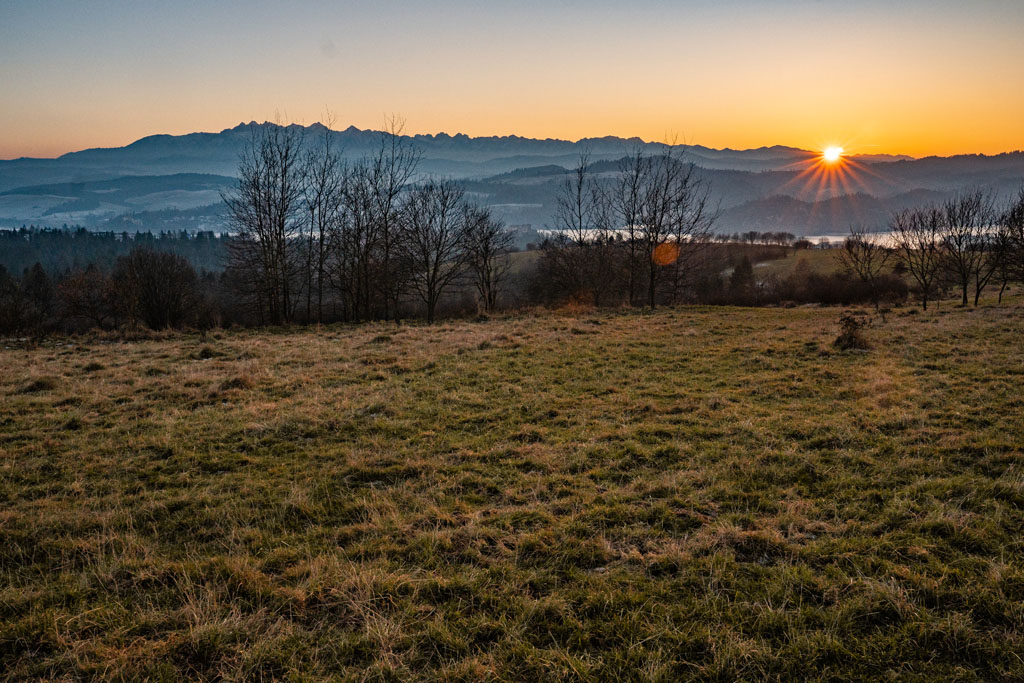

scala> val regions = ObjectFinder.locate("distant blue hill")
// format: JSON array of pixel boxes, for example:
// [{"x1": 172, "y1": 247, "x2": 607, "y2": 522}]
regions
[{"x1": 1, "y1": 122, "x2": 1021, "y2": 234}]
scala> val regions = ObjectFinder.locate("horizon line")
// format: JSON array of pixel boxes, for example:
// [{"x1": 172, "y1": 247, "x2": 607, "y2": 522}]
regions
[{"x1": 4, "y1": 121, "x2": 1024, "y2": 162}]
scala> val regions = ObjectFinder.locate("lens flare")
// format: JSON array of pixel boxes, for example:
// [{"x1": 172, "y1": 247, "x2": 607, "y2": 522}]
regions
[{"x1": 652, "y1": 242, "x2": 680, "y2": 266}]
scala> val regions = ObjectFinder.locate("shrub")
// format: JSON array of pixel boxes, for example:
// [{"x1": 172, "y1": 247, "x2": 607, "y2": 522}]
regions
[{"x1": 833, "y1": 312, "x2": 871, "y2": 350}]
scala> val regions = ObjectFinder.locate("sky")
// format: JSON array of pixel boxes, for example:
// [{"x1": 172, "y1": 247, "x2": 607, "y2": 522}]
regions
[{"x1": 2, "y1": 0, "x2": 1023, "y2": 159}]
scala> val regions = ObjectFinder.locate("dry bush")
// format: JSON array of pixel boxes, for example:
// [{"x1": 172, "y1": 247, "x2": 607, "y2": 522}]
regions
[{"x1": 834, "y1": 312, "x2": 871, "y2": 350}]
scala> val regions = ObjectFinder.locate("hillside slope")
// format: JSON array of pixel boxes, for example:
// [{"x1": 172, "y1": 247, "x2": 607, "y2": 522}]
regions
[{"x1": 3, "y1": 303, "x2": 1023, "y2": 679}]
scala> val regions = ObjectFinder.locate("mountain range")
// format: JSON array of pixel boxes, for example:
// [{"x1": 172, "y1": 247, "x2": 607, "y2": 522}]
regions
[{"x1": 2, "y1": 122, "x2": 1022, "y2": 237}]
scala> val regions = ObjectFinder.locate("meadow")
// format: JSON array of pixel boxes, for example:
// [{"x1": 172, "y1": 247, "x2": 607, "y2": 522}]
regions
[{"x1": 2, "y1": 301, "x2": 1023, "y2": 680}]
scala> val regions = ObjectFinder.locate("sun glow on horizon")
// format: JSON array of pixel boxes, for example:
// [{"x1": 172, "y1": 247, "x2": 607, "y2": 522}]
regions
[
  {"x1": 3, "y1": 3, "x2": 1024, "y2": 159},
  {"x1": 772, "y1": 142, "x2": 891, "y2": 229},
  {"x1": 823, "y1": 146, "x2": 844, "y2": 163}
]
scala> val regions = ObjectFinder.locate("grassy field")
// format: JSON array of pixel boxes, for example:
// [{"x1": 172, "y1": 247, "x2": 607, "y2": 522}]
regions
[
  {"x1": 2, "y1": 301, "x2": 1023, "y2": 680},
  {"x1": 753, "y1": 247, "x2": 844, "y2": 279}
]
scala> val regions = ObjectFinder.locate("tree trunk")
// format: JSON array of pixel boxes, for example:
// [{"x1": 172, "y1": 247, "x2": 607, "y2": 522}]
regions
[{"x1": 648, "y1": 267, "x2": 657, "y2": 309}]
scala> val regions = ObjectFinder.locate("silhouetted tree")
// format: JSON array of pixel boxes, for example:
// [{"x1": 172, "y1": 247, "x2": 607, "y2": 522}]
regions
[
  {"x1": 891, "y1": 206, "x2": 944, "y2": 310},
  {"x1": 113, "y1": 248, "x2": 200, "y2": 329},
  {"x1": 223, "y1": 123, "x2": 306, "y2": 324},
  {"x1": 369, "y1": 117, "x2": 420, "y2": 321},
  {"x1": 400, "y1": 180, "x2": 471, "y2": 323},
  {"x1": 990, "y1": 221, "x2": 1016, "y2": 304},
  {"x1": 838, "y1": 225, "x2": 891, "y2": 309},
  {"x1": 545, "y1": 153, "x2": 619, "y2": 305},
  {"x1": 635, "y1": 146, "x2": 713, "y2": 308},
  {"x1": 59, "y1": 265, "x2": 119, "y2": 329},
  {"x1": 302, "y1": 117, "x2": 345, "y2": 323},
  {"x1": 941, "y1": 191, "x2": 997, "y2": 306},
  {"x1": 1002, "y1": 187, "x2": 1024, "y2": 286},
  {"x1": 464, "y1": 206, "x2": 513, "y2": 313},
  {"x1": 20, "y1": 263, "x2": 55, "y2": 334},
  {"x1": 330, "y1": 160, "x2": 380, "y2": 321},
  {"x1": 615, "y1": 149, "x2": 649, "y2": 305}
]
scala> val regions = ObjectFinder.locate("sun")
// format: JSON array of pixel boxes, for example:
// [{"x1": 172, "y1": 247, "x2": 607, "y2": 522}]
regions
[{"x1": 823, "y1": 146, "x2": 844, "y2": 163}]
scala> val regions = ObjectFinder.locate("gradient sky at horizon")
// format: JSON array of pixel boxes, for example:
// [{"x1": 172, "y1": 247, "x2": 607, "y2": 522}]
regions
[{"x1": 2, "y1": 0, "x2": 1023, "y2": 159}]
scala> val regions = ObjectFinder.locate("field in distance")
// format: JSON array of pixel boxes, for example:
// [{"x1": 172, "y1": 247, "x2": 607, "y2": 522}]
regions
[{"x1": 2, "y1": 303, "x2": 1023, "y2": 680}]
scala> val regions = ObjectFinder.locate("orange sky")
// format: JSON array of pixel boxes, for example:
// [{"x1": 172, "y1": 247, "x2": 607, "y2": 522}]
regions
[{"x1": 2, "y1": 1, "x2": 1023, "y2": 159}]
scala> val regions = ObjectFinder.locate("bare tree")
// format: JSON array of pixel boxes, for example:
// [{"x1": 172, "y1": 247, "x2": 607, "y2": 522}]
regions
[
  {"x1": 990, "y1": 221, "x2": 1016, "y2": 304},
  {"x1": 941, "y1": 191, "x2": 997, "y2": 306},
  {"x1": 302, "y1": 115, "x2": 344, "y2": 323},
  {"x1": 536, "y1": 146, "x2": 714, "y2": 308},
  {"x1": 837, "y1": 225, "x2": 891, "y2": 309},
  {"x1": 331, "y1": 160, "x2": 380, "y2": 322},
  {"x1": 369, "y1": 117, "x2": 420, "y2": 321},
  {"x1": 663, "y1": 161, "x2": 715, "y2": 304},
  {"x1": 464, "y1": 205, "x2": 513, "y2": 313},
  {"x1": 1002, "y1": 187, "x2": 1024, "y2": 285},
  {"x1": 636, "y1": 146, "x2": 711, "y2": 308},
  {"x1": 400, "y1": 180, "x2": 470, "y2": 323},
  {"x1": 112, "y1": 248, "x2": 201, "y2": 329},
  {"x1": 546, "y1": 153, "x2": 617, "y2": 305},
  {"x1": 614, "y1": 149, "x2": 650, "y2": 305},
  {"x1": 539, "y1": 154, "x2": 620, "y2": 306},
  {"x1": 58, "y1": 265, "x2": 119, "y2": 329},
  {"x1": 891, "y1": 206, "x2": 944, "y2": 310},
  {"x1": 223, "y1": 123, "x2": 306, "y2": 324}
]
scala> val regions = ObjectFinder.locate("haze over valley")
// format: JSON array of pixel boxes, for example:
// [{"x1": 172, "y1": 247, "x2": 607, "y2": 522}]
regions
[{"x1": 3, "y1": 122, "x2": 1022, "y2": 237}]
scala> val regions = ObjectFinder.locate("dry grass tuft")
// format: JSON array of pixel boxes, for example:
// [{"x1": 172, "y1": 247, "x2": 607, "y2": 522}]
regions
[
  {"x1": 18, "y1": 376, "x2": 59, "y2": 393},
  {"x1": 194, "y1": 344, "x2": 223, "y2": 360},
  {"x1": 219, "y1": 375, "x2": 255, "y2": 392}
]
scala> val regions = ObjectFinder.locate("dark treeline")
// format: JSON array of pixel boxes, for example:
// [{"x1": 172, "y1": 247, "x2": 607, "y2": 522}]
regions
[
  {"x1": 0, "y1": 229, "x2": 227, "y2": 336},
  {"x1": 715, "y1": 230, "x2": 798, "y2": 246},
  {"x1": 0, "y1": 227, "x2": 227, "y2": 274},
  {"x1": 705, "y1": 252, "x2": 910, "y2": 308},
  {"x1": 0, "y1": 250, "x2": 219, "y2": 335}
]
